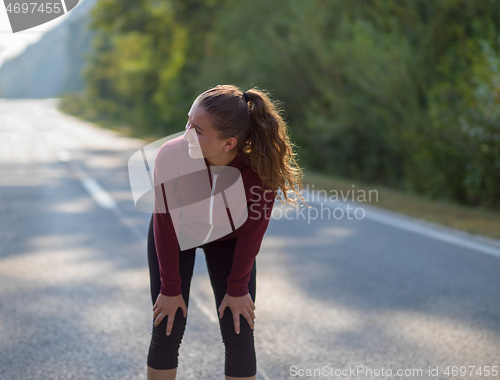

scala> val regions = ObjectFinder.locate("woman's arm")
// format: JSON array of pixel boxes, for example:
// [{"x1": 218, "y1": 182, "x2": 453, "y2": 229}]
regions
[
  {"x1": 153, "y1": 191, "x2": 183, "y2": 297},
  {"x1": 225, "y1": 185, "x2": 275, "y2": 297},
  {"x1": 152, "y1": 148, "x2": 183, "y2": 297},
  {"x1": 218, "y1": 185, "x2": 275, "y2": 334}
]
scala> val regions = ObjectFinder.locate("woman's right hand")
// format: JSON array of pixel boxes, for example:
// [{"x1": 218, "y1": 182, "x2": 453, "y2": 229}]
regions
[{"x1": 153, "y1": 293, "x2": 188, "y2": 336}]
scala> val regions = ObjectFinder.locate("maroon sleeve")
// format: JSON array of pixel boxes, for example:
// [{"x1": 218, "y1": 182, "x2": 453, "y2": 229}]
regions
[
  {"x1": 226, "y1": 185, "x2": 275, "y2": 297},
  {"x1": 152, "y1": 149, "x2": 183, "y2": 297}
]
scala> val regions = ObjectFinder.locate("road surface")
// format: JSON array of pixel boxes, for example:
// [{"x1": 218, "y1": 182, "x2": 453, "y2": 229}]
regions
[{"x1": 0, "y1": 99, "x2": 499, "y2": 380}]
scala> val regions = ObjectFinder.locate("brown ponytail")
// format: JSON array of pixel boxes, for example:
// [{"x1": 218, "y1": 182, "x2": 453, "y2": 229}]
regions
[{"x1": 197, "y1": 84, "x2": 308, "y2": 207}]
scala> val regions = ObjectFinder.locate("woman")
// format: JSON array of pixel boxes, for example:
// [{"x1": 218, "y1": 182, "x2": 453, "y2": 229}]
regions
[{"x1": 147, "y1": 85, "x2": 306, "y2": 380}]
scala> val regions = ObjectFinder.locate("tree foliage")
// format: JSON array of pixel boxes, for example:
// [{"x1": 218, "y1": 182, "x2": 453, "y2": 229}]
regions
[{"x1": 81, "y1": 0, "x2": 500, "y2": 209}]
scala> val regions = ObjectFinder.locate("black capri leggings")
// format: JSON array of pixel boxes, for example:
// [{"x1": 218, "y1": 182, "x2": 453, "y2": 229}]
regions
[{"x1": 146, "y1": 214, "x2": 257, "y2": 377}]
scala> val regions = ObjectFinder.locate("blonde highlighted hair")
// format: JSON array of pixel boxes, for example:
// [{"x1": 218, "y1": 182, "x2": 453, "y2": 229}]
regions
[{"x1": 197, "y1": 84, "x2": 308, "y2": 207}]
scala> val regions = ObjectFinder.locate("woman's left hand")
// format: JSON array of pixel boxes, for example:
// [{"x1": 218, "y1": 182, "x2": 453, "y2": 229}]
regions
[{"x1": 218, "y1": 293, "x2": 256, "y2": 334}]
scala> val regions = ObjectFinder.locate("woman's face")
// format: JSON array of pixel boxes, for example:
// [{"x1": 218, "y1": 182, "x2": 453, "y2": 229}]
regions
[{"x1": 182, "y1": 100, "x2": 236, "y2": 163}]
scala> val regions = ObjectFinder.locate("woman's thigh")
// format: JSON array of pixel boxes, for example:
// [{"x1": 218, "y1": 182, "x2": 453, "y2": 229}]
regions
[
  {"x1": 147, "y1": 214, "x2": 196, "y2": 306},
  {"x1": 202, "y1": 238, "x2": 257, "y2": 377},
  {"x1": 202, "y1": 238, "x2": 256, "y2": 330},
  {"x1": 202, "y1": 238, "x2": 256, "y2": 304}
]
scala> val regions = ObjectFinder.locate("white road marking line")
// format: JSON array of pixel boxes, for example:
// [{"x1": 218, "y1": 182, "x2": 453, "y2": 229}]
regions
[
  {"x1": 258, "y1": 367, "x2": 273, "y2": 380},
  {"x1": 190, "y1": 293, "x2": 219, "y2": 324},
  {"x1": 306, "y1": 191, "x2": 500, "y2": 259},
  {"x1": 56, "y1": 149, "x2": 117, "y2": 210},
  {"x1": 80, "y1": 177, "x2": 117, "y2": 209},
  {"x1": 364, "y1": 209, "x2": 500, "y2": 258},
  {"x1": 56, "y1": 150, "x2": 146, "y2": 242}
]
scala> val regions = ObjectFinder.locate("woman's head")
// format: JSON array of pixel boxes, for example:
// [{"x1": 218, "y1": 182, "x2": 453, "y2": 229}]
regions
[
  {"x1": 185, "y1": 84, "x2": 307, "y2": 207},
  {"x1": 183, "y1": 98, "x2": 238, "y2": 163}
]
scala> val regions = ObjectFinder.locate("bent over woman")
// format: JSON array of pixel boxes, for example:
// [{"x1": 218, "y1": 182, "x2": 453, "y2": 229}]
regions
[{"x1": 147, "y1": 85, "x2": 306, "y2": 380}]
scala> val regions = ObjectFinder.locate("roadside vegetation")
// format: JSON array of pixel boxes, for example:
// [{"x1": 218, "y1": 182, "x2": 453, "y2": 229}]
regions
[{"x1": 60, "y1": 0, "x2": 500, "y2": 240}]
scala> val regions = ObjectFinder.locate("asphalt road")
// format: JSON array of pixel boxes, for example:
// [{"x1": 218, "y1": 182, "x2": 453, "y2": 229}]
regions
[{"x1": 0, "y1": 99, "x2": 499, "y2": 380}]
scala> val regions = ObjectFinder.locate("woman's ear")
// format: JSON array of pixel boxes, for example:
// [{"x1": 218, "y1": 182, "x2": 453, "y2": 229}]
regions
[{"x1": 224, "y1": 137, "x2": 238, "y2": 151}]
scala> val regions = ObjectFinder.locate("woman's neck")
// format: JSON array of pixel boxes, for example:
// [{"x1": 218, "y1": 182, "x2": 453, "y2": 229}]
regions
[{"x1": 206, "y1": 150, "x2": 238, "y2": 169}]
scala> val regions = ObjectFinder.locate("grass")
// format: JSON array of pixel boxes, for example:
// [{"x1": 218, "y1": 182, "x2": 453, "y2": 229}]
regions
[{"x1": 58, "y1": 93, "x2": 500, "y2": 242}]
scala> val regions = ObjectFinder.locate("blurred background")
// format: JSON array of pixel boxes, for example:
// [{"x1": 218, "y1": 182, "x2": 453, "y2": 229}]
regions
[
  {"x1": 1, "y1": 2, "x2": 500, "y2": 379},
  {"x1": 2, "y1": 0, "x2": 499, "y2": 238},
  {"x1": 3, "y1": 0, "x2": 500, "y2": 205}
]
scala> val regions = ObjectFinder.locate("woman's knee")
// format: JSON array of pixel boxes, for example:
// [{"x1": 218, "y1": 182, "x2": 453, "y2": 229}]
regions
[
  {"x1": 221, "y1": 322, "x2": 257, "y2": 379},
  {"x1": 219, "y1": 313, "x2": 255, "y2": 345},
  {"x1": 147, "y1": 310, "x2": 187, "y2": 370}
]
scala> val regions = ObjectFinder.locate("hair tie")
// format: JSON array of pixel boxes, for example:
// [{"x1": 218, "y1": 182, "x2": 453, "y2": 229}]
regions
[{"x1": 242, "y1": 92, "x2": 250, "y2": 102}]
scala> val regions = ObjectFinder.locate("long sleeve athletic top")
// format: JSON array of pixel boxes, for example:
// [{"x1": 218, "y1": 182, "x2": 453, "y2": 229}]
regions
[{"x1": 152, "y1": 135, "x2": 275, "y2": 297}]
